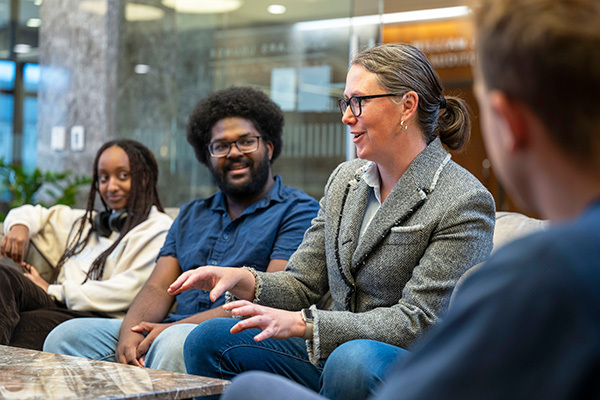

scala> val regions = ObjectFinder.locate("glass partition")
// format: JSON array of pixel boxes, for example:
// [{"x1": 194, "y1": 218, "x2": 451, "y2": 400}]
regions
[
  {"x1": 0, "y1": 59, "x2": 14, "y2": 165},
  {"x1": 23, "y1": 0, "x2": 514, "y2": 212},
  {"x1": 116, "y1": 0, "x2": 377, "y2": 206}
]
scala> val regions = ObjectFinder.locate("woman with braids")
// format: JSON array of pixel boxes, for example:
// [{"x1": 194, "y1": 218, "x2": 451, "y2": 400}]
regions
[
  {"x1": 170, "y1": 43, "x2": 495, "y2": 400},
  {"x1": 0, "y1": 139, "x2": 172, "y2": 350}
]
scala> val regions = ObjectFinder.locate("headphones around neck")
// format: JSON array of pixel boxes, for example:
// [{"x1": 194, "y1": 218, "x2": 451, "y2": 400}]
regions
[{"x1": 93, "y1": 209, "x2": 129, "y2": 237}]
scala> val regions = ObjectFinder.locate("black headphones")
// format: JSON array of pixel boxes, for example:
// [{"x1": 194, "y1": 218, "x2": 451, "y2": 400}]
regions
[{"x1": 93, "y1": 209, "x2": 129, "y2": 237}]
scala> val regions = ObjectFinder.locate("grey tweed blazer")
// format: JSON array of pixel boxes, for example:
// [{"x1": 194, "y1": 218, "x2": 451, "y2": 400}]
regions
[{"x1": 254, "y1": 138, "x2": 495, "y2": 364}]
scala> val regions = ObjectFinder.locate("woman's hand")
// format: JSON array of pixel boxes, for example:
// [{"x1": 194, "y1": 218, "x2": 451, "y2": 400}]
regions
[
  {"x1": 168, "y1": 266, "x2": 256, "y2": 302},
  {"x1": 23, "y1": 263, "x2": 50, "y2": 292},
  {"x1": 0, "y1": 224, "x2": 30, "y2": 264},
  {"x1": 224, "y1": 300, "x2": 307, "y2": 342}
]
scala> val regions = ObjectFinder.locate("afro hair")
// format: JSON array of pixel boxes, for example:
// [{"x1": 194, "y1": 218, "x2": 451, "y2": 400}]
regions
[{"x1": 186, "y1": 86, "x2": 284, "y2": 166}]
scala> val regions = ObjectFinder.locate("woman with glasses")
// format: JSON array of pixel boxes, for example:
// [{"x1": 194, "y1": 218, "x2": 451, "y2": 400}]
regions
[{"x1": 171, "y1": 43, "x2": 495, "y2": 400}]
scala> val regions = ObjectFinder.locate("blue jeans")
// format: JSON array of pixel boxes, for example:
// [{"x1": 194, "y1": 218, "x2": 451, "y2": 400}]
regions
[
  {"x1": 184, "y1": 318, "x2": 323, "y2": 400},
  {"x1": 43, "y1": 317, "x2": 196, "y2": 373},
  {"x1": 320, "y1": 339, "x2": 410, "y2": 400},
  {"x1": 222, "y1": 371, "x2": 326, "y2": 400},
  {"x1": 220, "y1": 340, "x2": 408, "y2": 400}
]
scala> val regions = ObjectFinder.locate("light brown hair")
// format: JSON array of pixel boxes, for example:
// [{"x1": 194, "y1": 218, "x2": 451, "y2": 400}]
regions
[
  {"x1": 474, "y1": 0, "x2": 600, "y2": 166},
  {"x1": 352, "y1": 43, "x2": 471, "y2": 151}
]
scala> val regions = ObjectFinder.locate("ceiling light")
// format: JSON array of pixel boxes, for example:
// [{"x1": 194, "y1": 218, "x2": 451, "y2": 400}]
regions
[
  {"x1": 34, "y1": 0, "x2": 43, "y2": 5},
  {"x1": 26, "y1": 18, "x2": 42, "y2": 28},
  {"x1": 294, "y1": 6, "x2": 470, "y2": 31},
  {"x1": 78, "y1": 0, "x2": 106, "y2": 15},
  {"x1": 134, "y1": 64, "x2": 151, "y2": 74},
  {"x1": 126, "y1": 3, "x2": 164, "y2": 21},
  {"x1": 79, "y1": 1, "x2": 164, "y2": 21},
  {"x1": 267, "y1": 5, "x2": 286, "y2": 15},
  {"x1": 162, "y1": 0, "x2": 243, "y2": 14},
  {"x1": 14, "y1": 44, "x2": 32, "y2": 54},
  {"x1": 382, "y1": 6, "x2": 470, "y2": 24}
]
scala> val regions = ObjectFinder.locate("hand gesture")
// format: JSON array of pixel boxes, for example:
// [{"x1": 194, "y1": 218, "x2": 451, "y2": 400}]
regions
[
  {"x1": 224, "y1": 300, "x2": 306, "y2": 342},
  {"x1": 168, "y1": 266, "x2": 256, "y2": 302},
  {"x1": 0, "y1": 224, "x2": 30, "y2": 264}
]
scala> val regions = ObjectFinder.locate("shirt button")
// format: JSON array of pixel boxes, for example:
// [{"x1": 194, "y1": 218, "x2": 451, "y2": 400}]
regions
[
  {"x1": 211, "y1": 260, "x2": 217, "y2": 265},
  {"x1": 223, "y1": 234, "x2": 228, "y2": 239}
]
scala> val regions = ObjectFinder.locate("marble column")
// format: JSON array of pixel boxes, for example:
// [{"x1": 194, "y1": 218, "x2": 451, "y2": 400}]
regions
[{"x1": 36, "y1": 0, "x2": 123, "y2": 178}]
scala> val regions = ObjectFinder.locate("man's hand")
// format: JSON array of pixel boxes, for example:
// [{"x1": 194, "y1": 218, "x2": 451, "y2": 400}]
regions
[
  {"x1": 115, "y1": 331, "x2": 147, "y2": 367},
  {"x1": 168, "y1": 266, "x2": 256, "y2": 302},
  {"x1": 0, "y1": 224, "x2": 30, "y2": 264},
  {"x1": 23, "y1": 263, "x2": 50, "y2": 292},
  {"x1": 130, "y1": 321, "x2": 174, "y2": 365},
  {"x1": 224, "y1": 300, "x2": 306, "y2": 342}
]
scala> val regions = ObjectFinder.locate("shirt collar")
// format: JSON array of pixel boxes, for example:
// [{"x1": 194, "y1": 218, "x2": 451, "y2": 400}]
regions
[{"x1": 360, "y1": 161, "x2": 382, "y2": 204}]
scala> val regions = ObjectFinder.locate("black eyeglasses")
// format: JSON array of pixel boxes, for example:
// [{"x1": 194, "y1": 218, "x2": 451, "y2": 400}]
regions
[
  {"x1": 208, "y1": 135, "x2": 261, "y2": 158},
  {"x1": 338, "y1": 93, "x2": 404, "y2": 117}
]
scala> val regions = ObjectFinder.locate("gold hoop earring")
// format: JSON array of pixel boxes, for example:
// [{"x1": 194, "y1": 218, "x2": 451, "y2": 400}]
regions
[{"x1": 400, "y1": 120, "x2": 408, "y2": 131}]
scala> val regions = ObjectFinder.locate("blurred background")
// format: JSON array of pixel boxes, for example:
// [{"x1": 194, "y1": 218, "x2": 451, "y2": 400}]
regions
[{"x1": 0, "y1": 0, "x2": 514, "y2": 213}]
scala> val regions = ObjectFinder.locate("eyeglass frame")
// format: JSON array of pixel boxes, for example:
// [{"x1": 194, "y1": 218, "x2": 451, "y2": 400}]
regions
[
  {"x1": 208, "y1": 134, "x2": 262, "y2": 158},
  {"x1": 338, "y1": 93, "x2": 405, "y2": 117}
]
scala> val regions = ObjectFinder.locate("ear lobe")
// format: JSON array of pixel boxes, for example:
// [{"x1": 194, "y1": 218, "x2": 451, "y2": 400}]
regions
[{"x1": 489, "y1": 91, "x2": 530, "y2": 152}]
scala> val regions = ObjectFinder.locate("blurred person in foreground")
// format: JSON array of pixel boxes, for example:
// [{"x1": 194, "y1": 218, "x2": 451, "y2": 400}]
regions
[{"x1": 219, "y1": 0, "x2": 600, "y2": 399}]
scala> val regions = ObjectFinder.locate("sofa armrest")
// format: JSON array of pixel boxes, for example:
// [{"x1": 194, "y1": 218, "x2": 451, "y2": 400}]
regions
[
  {"x1": 449, "y1": 211, "x2": 548, "y2": 308},
  {"x1": 0, "y1": 226, "x2": 56, "y2": 283}
]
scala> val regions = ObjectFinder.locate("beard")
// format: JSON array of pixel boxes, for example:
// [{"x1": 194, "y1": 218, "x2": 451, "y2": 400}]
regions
[{"x1": 209, "y1": 151, "x2": 271, "y2": 200}]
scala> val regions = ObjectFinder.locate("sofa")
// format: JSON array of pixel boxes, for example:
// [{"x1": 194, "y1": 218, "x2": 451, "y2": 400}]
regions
[{"x1": 0, "y1": 209, "x2": 547, "y2": 285}]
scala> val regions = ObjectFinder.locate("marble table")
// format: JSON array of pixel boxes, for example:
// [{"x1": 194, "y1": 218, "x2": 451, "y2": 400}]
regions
[{"x1": 0, "y1": 345, "x2": 229, "y2": 399}]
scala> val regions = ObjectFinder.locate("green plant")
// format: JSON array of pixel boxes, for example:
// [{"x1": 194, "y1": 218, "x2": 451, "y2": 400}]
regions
[{"x1": 0, "y1": 158, "x2": 92, "y2": 222}]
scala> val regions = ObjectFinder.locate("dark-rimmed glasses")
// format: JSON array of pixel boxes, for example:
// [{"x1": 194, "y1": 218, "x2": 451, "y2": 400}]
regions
[
  {"x1": 208, "y1": 135, "x2": 261, "y2": 158},
  {"x1": 338, "y1": 93, "x2": 404, "y2": 117}
]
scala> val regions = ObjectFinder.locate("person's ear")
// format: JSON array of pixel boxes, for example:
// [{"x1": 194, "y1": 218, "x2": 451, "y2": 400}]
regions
[
  {"x1": 489, "y1": 91, "x2": 531, "y2": 152},
  {"x1": 265, "y1": 140, "x2": 274, "y2": 161},
  {"x1": 400, "y1": 91, "x2": 419, "y2": 122}
]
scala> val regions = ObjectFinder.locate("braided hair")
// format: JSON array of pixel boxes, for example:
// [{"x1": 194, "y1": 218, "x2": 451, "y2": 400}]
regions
[{"x1": 54, "y1": 139, "x2": 164, "y2": 282}]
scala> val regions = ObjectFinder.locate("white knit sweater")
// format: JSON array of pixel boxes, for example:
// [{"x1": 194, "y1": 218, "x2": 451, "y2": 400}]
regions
[{"x1": 4, "y1": 204, "x2": 172, "y2": 317}]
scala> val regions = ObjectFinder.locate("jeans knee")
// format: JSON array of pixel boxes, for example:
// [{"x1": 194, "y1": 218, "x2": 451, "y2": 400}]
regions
[
  {"x1": 152, "y1": 324, "x2": 192, "y2": 352},
  {"x1": 184, "y1": 318, "x2": 235, "y2": 354},
  {"x1": 146, "y1": 324, "x2": 196, "y2": 372},
  {"x1": 43, "y1": 319, "x2": 80, "y2": 353},
  {"x1": 184, "y1": 318, "x2": 238, "y2": 377},
  {"x1": 44, "y1": 318, "x2": 121, "y2": 361},
  {"x1": 325, "y1": 340, "x2": 376, "y2": 377},
  {"x1": 321, "y1": 340, "x2": 406, "y2": 400}
]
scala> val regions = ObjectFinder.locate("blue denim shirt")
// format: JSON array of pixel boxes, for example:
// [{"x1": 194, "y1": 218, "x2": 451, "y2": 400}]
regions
[{"x1": 158, "y1": 176, "x2": 319, "y2": 321}]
